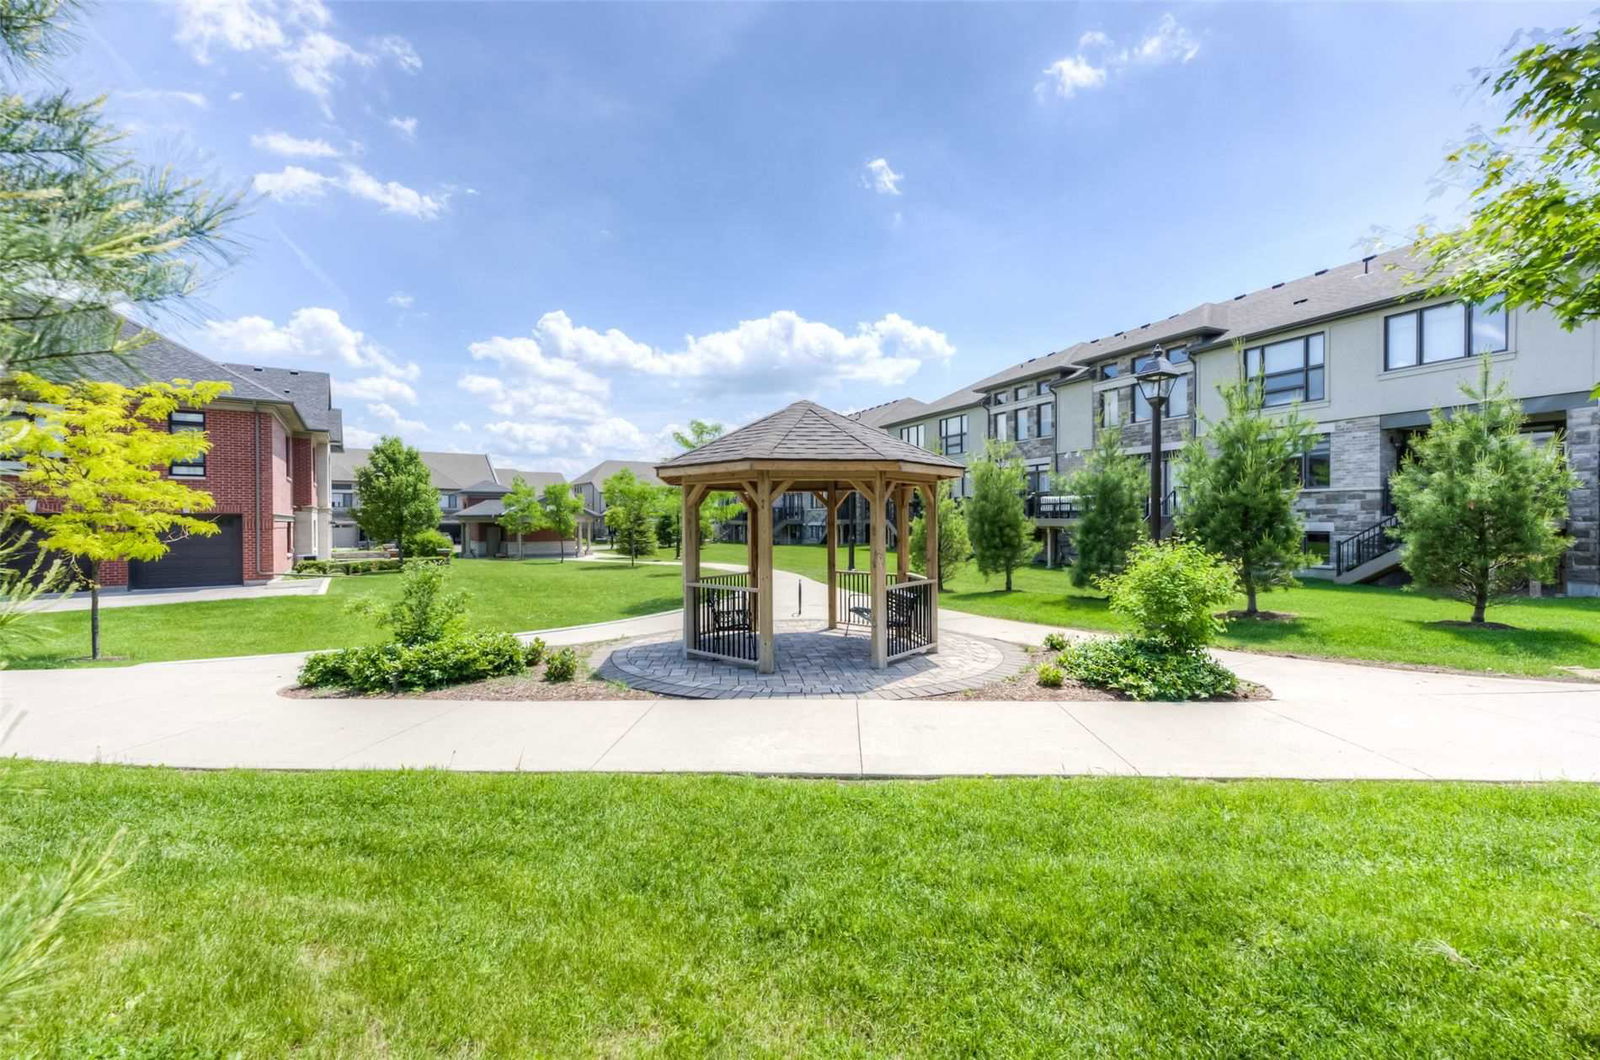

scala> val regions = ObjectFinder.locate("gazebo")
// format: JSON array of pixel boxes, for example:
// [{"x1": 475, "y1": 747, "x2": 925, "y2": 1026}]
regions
[{"x1": 655, "y1": 400, "x2": 964, "y2": 674}]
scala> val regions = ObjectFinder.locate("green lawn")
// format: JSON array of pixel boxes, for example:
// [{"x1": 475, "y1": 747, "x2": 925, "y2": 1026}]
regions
[
  {"x1": 4, "y1": 559, "x2": 681, "y2": 669},
  {"x1": 5, "y1": 764, "x2": 1600, "y2": 1057},
  {"x1": 701, "y1": 543, "x2": 1600, "y2": 676}
]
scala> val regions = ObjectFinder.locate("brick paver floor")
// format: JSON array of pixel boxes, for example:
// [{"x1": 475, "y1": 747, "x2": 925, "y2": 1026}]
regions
[{"x1": 594, "y1": 623, "x2": 1031, "y2": 699}]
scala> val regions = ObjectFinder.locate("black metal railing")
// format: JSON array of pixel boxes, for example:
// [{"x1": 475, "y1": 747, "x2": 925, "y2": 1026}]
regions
[
  {"x1": 836, "y1": 569, "x2": 871, "y2": 629},
  {"x1": 1334, "y1": 515, "x2": 1400, "y2": 575},
  {"x1": 886, "y1": 577, "x2": 935, "y2": 659},
  {"x1": 690, "y1": 572, "x2": 757, "y2": 664},
  {"x1": 1142, "y1": 489, "x2": 1180, "y2": 519},
  {"x1": 1026, "y1": 492, "x2": 1080, "y2": 519}
]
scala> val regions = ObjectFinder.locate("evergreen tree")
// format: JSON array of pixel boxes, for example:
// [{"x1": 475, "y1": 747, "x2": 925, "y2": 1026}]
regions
[
  {"x1": 602, "y1": 469, "x2": 660, "y2": 566},
  {"x1": 1390, "y1": 358, "x2": 1579, "y2": 623},
  {"x1": 538, "y1": 482, "x2": 584, "y2": 562},
  {"x1": 0, "y1": 0, "x2": 238, "y2": 380},
  {"x1": 2, "y1": 372, "x2": 229, "y2": 659},
  {"x1": 1176, "y1": 376, "x2": 1317, "y2": 616},
  {"x1": 499, "y1": 478, "x2": 544, "y2": 560},
  {"x1": 352, "y1": 437, "x2": 440, "y2": 559},
  {"x1": 908, "y1": 480, "x2": 970, "y2": 590},
  {"x1": 966, "y1": 439, "x2": 1033, "y2": 591},
  {"x1": 1065, "y1": 428, "x2": 1146, "y2": 589}
]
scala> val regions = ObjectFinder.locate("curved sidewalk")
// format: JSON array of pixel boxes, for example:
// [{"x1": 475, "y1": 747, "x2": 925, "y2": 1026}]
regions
[{"x1": 5, "y1": 568, "x2": 1600, "y2": 780}]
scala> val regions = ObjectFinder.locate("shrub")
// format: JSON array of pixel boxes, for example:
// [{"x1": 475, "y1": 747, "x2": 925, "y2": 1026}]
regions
[
  {"x1": 292, "y1": 559, "x2": 332, "y2": 575},
  {"x1": 345, "y1": 559, "x2": 466, "y2": 646},
  {"x1": 523, "y1": 637, "x2": 548, "y2": 667},
  {"x1": 1041, "y1": 632, "x2": 1069, "y2": 652},
  {"x1": 1103, "y1": 540, "x2": 1239, "y2": 651},
  {"x1": 1060, "y1": 638, "x2": 1238, "y2": 701},
  {"x1": 297, "y1": 631, "x2": 526, "y2": 694},
  {"x1": 1037, "y1": 663, "x2": 1064, "y2": 688},
  {"x1": 544, "y1": 647, "x2": 580, "y2": 683},
  {"x1": 404, "y1": 528, "x2": 455, "y2": 559}
]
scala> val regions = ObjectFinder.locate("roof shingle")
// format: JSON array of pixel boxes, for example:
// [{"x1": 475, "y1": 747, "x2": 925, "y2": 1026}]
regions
[{"x1": 658, "y1": 400, "x2": 963, "y2": 470}]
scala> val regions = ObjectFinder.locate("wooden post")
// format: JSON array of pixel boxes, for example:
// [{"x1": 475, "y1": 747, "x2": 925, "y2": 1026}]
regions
[
  {"x1": 742, "y1": 489, "x2": 758, "y2": 576},
  {"x1": 681, "y1": 485, "x2": 704, "y2": 658},
  {"x1": 922, "y1": 481, "x2": 940, "y2": 653},
  {"x1": 754, "y1": 474, "x2": 776, "y2": 673},
  {"x1": 895, "y1": 484, "x2": 910, "y2": 584},
  {"x1": 869, "y1": 475, "x2": 888, "y2": 669},
  {"x1": 825, "y1": 488, "x2": 839, "y2": 629}
]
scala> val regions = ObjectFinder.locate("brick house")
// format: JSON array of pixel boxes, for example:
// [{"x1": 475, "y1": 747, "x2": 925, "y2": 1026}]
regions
[{"x1": 6, "y1": 331, "x2": 343, "y2": 590}]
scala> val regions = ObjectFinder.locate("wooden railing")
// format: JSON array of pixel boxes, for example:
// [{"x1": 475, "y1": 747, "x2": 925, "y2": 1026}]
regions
[{"x1": 689, "y1": 572, "x2": 758, "y2": 665}]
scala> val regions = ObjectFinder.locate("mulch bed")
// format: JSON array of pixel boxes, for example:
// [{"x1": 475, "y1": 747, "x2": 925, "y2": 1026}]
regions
[
  {"x1": 929, "y1": 648, "x2": 1271, "y2": 703},
  {"x1": 1218, "y1": 610, "x2": 1298, "y2": 622},
  {"x1": 281, "y1": 641, "x2": 664, "y2": 702},
  {"x1": 1428, "y1": 620, "x2": 1518, "y2": 631}
]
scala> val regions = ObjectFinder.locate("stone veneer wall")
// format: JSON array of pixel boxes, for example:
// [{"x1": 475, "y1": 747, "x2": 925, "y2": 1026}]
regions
[
  {"x1": 1296, "y1": 416, "x2": 1386, "y2": 542},
  {"x1": 1566, "y1": 405, "x2": 1600, "y2": 595}
]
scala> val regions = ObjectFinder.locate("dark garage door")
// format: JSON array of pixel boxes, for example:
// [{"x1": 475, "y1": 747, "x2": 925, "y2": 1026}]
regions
[{"x1": 128, "y1": 515, "x2": 243, "y2": 590}]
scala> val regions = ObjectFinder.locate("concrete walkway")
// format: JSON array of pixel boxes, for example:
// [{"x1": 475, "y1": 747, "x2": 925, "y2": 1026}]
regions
[
  {"x1": 4, "y1": 565, "x2": 1600, "y2": 780},
  {"x1": 22, "y1": 576, "x2": 330, "y2": 613}
]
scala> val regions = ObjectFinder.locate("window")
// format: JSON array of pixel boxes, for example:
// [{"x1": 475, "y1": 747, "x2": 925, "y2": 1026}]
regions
[
  {"x1": 899, "y1": 423, "x2": 926, "y2": 449},
  {"x1": 1385, "y1": 300, "x2": 1508, "y2": 370},
  {"x1": 333, "y1": 490, "x2": 355, "y2": 509},
  {"x1": 1130, "y1": 375, "x2": 1190, "y2": 421},
  {"x1": 1036, "y1": 379, "x2": 1052, "y2": 396},
  {"x1": 1025, "y1": 462, "x2": 1050, "y2": 494},
  {"x1": 1167, "y1": 346, "x2": 1191, "y2": 364},
  {"x1": 168, "y1": 409, "x2": 206, "y2": 478},
  {"x1": 1304, "y1": 531, "x2": 1332, "y2": 567},
  {"x1": 1017, "y1": 406, "x2": 1034, "y2": 440},
  {"x1": 1096, "y1": 390, "x2": 1119, "y2": 428},
  {"x1": 1295, "y1": 434, "x2": 1331, "y2": 488},
  {"x1": 1038, "y1": 401, "x2": 1054, "y2": 438},
  {"x1": 992, "y1": 389, "x2": 1011, "y2": 405},
  {"x1": 1014, "y1": 385, "x2": 1028, "y2": 401},
  {"x1": 1245, "y1": 333, "x2": 1325, "y2": 406},
  {"x1": 442, "y1": 492, "x2": 460, "y2": 511},
  {"x1": 990, "y1": 410, "x2": 1012, "y2": 442},
  {"x1": 1098, "y1": 363, "x2": 1121, "y2": 380},
  {"x1": 939, "y1": 415, "x2": 968, "y2": 455}
]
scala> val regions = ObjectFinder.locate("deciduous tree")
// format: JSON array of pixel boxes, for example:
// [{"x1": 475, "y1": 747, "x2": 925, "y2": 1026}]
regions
[
  {"x1": 1, "y1": 372, "x2": 228, "y2": 658},
  {"x1": 602, "y1": 469, "x2": 660, "y2": 566},
  {"x1": 353, "y1": 437, "x2": 439, "y2": 560},
  {"x1": 1390, "y1": 358, "x2": 1578, "y2": 623},
  {"x1": 1176, "y1": 376, "x2": 1318, "y2": 617},
  {"x1": 1065, "y1": 428, "x2": 1146, "y2": 590},
  {"x1": 966, "y1": 439, "x2": 1032, "y2": 591},
  {"x1": 500, "y1": 478, "x2": 544, "y2": 560},
  {"x1": 538, "y1": 482, "x2": 584, "y2": 562},
  {"x1": 908, "y1": 481, "x2": 970, "y2": 591}
]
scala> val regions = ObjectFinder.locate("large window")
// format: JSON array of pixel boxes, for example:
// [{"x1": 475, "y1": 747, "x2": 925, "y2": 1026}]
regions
[
  {"x1": 1246, "y1": 333, "x2": 1325, "y2": 406},
  {"x1": 1016, "y1": 405, "x2": 1034, "y2": 440},
  {"x1": 1130, "y1": 374, "x2": 1191, "y2": 422},
  {"x1": 1013, "y1": 385, "x2": 1028, "y2": 402},
  {"x1": 1035, "y1": 379, "x2": 1052, "y2": 396},
  {"x1": 899, "y1": 423, "x2": 926, "y2": 449},
  {"x1": 333, "y1": 490, "x2": 355, "y2": 509},
  {"x1": 168, "y1": 409, "x2": 206, "y2": 478},
  {"x1": 1098, "y1": 363, "x2": 1120, "y2": 380},
  {"x1": 939, "y1": 415, "x2": 968, "y2": 455},
  {"x1": 1038, "y1": 401, "x2": 1054, "y2": 438},
  {"x1": 990, "y1": 410, "x2": 1012, "y2": 442},
  {"x1": 992, "y1": 389, "x2": 1011, "y2": 405},
  {"x1": 1096, "y1": 390, "x2": 1119, "y2": 428},
  {"x1": 1295, "y1": 434, "x2": 1331, "y2": 488},
  {"x1": 442, "y1": 492, "x2": 460, "y2": 511},
  {"x1": 1385, "y1": 300, "x2": 1507, "y2": 370}
]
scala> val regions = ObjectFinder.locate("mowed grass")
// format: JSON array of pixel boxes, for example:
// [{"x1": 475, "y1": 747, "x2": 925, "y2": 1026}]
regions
[
  {"x1": 701, "y1": 543, "x2": 1600, "y2": 676},
  {"x1": 5, "y1": 764, "x2": 1600, "y2": 1057},
  {"x1": 4, "y1": 559, "x2": 681, "y2": 669}
]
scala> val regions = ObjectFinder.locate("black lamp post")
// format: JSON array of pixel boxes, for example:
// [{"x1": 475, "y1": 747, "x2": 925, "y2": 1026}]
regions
[{"x1": 1135, "y1": 348, "x2": 1180, "y2": 541}]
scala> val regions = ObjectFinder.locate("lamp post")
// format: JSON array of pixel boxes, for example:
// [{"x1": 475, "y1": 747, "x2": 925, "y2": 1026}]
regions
[{"x1": 1135, "y1": 348, "x2": 1180, "y2": 541}]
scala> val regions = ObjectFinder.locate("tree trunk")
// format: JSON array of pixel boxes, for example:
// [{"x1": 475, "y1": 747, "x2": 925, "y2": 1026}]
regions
[
  {"x1": 88, "y1": 560, "x2": 100, "y2": 660},
  {"x1": 558, "y1": 537, "x2": 565, "y2": 563},
  {"x1": 518, "y1": 533, "x2": 524, "y2": 560},
  {"x1": 1245, "y1": 581, "x2": 1258, "y2": 617},
  {"x1": 1471, "y1": 588, "x2": 1488, "y2": 624},
  {"x1": 1005, "y1": 567, "x2": 1013, "y2": 592}
]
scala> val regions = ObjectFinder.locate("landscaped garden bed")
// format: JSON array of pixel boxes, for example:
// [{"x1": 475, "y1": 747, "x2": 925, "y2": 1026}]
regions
[
  {"x1": 285, "y1": 640, "x2": 658, "y2": 701},
  {"x1": 929, "y1": 644, "x2": 1269, "y2": 702}
]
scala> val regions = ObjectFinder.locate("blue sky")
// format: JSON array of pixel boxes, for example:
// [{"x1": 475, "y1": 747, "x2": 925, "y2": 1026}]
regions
[{"x1": 72, "y1": 0, "x2": 1587, "y2": 473}]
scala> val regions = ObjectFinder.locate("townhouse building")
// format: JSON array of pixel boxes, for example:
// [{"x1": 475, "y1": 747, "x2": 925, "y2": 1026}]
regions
[
  {"x1": 866, "y1": 248, "x2": 1600, "y2": 596},
  {"x1": 5, "y1": 332, "x2": 343, "y2": 589},
  {"x1": 329, "y1": 448, "x2": 497, "y2": 549},
  {"x1": 571, "y1": 460, "x2": 662, "y2": 542}
]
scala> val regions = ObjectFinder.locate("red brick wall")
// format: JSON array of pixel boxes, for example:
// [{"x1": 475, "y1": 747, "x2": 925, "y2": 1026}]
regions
[{"x1": 290, "y1": 437, "x2": 314, "y2": 508}]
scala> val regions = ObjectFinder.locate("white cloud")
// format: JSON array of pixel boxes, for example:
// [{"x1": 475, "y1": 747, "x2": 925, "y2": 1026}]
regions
[
  {"x1": 204, "y1": 307, "x2": 420, "y2": 382},
  {"x1": 343, "y1": 424, "x2": 381, "y2": 447},
  {"x1": 170, "y1": 0, "x2": 420, "y2": 111},
  {"x1": 340, "y1": 164, "x2": 445, "y2": 219},
  {"x1": 482, "y1": 418, "x2": 651, "y2": 463},
  {"x1": 366, "y1": 401, "x2": 427, "y2": 433},
  {"x1": 387, "y1": 115, "x2": 418, "y2": 139},
  {"x1": 251, "y1": 164, "x2": 446, "y2": 219},
  {"x1": 118, "y1": 89, "x2": 209, "y2": 108},
  {"x1": 863, "y1": 157, "x2": 903, "y2": 196},
  {"x1": 465, "y1": 335, "x2": 609, "y2": 396},
  {"x1": 250, "y1": 130, "x2": 340, "y2": 157},
  {"x1": 457, "y1": 374, "x2": 607, "y2": 420},
  {"x1": 336, "y1": 375, "x2": 419, "y2": 405},
  {"x1": 386, "y1": 292, "x2": 414, "y2": 309},
  {"x1": 1038, "y1": 13, "x2": 1200, "y2": 101},
  {"x1": 251, "y1": 165, "x2": 334, "y2": 200}
]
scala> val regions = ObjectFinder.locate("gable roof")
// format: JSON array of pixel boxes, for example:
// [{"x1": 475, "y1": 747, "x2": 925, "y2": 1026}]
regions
[
  {"x1": 572, "y1": 459, "x2": 662, "y2": 487},
  {"x1": 850, "y1": 397, "x2": 928, "y2": 429},
  {"x1": 221, "y1": 362, "x2": 340, "y2": 438},
  {"x1": 494, "y1": 468, "x2": 565, "y2": 490},
  {"x1": 658, "y1": 400, "x2": 964, "y2": 470},
  {"x1": 461, "y1": 478, "x2": 511, "y2": 495},
  {"x1": 329, "y1": 448, "x2": 496, "y2": 490}
]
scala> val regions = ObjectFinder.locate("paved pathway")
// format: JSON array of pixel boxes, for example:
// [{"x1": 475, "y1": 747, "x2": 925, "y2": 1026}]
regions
[
  {"x1": 5, "y1": 568, "x2": 1600, "y2": 780},
  {"x1": 22, "y1": 576, "x2": 330, "y2": 612}
]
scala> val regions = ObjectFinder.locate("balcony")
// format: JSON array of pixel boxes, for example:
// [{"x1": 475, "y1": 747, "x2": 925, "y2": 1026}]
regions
[{"x1": 1025, "y1": 492, "x2": 1079, "y2": 520}]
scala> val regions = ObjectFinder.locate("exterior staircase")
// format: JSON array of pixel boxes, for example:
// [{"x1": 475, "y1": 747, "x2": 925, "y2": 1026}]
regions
[{"x1": 1334, "y1": 514, "x2": 1402, "y2": 584}]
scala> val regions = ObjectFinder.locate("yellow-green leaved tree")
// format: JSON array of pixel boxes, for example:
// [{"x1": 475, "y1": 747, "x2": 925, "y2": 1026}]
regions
[{"x1": 2, "y1": 373, "x2": 231, "y2": 659}]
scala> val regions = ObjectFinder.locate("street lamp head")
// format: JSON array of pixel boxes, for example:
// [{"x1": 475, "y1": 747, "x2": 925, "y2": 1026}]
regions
[{"x1": 1135, "y1": 346, "x2": 1180, "y2": 402}]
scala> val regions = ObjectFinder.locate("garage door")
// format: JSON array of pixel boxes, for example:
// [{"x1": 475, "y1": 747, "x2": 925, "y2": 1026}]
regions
[{"x1": 128, "y1": 515, "x2": 243, "y2": 590}]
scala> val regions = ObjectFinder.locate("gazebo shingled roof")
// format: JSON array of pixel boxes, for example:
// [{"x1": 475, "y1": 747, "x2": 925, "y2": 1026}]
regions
[
  {"x1": 656, "y1": 400, "x2": 963, "y2": 473},
  {"x1": 655, "y1": 399, "x2": 961, "y2": 675}
]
